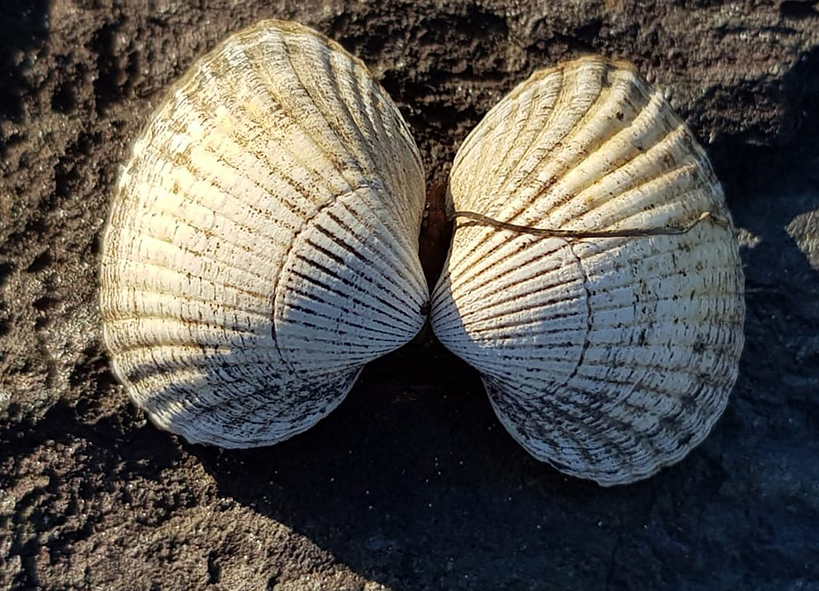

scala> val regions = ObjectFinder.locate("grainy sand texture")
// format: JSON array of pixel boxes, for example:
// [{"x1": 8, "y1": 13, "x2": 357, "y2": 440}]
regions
[{"x1": 1, "y1": 1, "x2": 818, "y2": 589}]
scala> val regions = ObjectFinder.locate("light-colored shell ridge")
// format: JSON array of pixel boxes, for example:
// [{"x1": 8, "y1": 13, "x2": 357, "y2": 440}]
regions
[
  {"x1": 430, "y1": 56, "x2": 745, "y2": 486},
  {"x1": 100, "y1": 20, "x2": 427, "y2": 447}
]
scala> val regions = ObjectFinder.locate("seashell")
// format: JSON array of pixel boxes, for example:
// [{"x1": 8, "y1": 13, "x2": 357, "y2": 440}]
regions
[
  {"x1": 430, "y1": 56, "x2": 745, "y2": 486},
  {"x1": 99, "y1": 20, "x2": 428, "y2": 447}
]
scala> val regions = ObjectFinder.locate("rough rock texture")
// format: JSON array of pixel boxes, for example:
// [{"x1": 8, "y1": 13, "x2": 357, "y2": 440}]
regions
[{"x1": 1, "y1": 0, "x2": 818, "y2": 589}]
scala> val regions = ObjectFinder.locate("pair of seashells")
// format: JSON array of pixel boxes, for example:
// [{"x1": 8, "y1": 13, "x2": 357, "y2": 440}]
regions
[{"x1": 100, "y1": 20, "x2": 745, "y2": 486}]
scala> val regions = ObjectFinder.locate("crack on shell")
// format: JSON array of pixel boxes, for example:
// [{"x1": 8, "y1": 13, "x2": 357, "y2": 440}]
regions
[{"x1": 563, "y1": 239, "x2": 593, "y2": 384}]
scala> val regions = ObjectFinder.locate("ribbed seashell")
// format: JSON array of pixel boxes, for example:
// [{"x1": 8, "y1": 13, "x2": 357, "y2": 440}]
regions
[
  {"x1": 430, "y1": 56, "x2": 745, "y2": 486},
  {"x1": 100, "y1": 20, "x2": 428, "y2": 447}
]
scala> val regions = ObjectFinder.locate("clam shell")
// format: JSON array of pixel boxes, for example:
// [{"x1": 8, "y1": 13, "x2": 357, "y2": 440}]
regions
[
  {"x1": 100, "y1": 20, "x2": 428, "y2": 447},
  {"x1": 430, "y1": 57, "x2": 745, "y2": 485}
]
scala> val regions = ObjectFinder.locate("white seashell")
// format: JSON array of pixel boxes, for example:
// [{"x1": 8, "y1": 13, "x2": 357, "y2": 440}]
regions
[
  {"x1": 430, "y1": 56, "x2": 745, "y2": 486},
  {"x1": 100, "y1": 20, "x2": 428, "y2": 447}
]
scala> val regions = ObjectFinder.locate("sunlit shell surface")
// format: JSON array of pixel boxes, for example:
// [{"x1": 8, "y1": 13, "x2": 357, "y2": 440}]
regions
[
  {"x1": 100, "y1": 20, "x2": 428, "y2": 447},
  {"x1": 430, "y1": 57, "x2": 745, "y2": 486}
]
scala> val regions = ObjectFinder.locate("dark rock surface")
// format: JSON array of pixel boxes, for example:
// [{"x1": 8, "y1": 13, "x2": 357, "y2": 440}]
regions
[{"x1": 2, "y1": 0, "x2": 818, "y2": 589}]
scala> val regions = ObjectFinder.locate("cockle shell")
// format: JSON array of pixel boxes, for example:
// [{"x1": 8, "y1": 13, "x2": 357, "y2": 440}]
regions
[
  {"x1": 430, "y1": 56, "x2": 745, "y2": 486},
  {"x1": 100, "y1": 20, "x2": 428, "y2": 447}
]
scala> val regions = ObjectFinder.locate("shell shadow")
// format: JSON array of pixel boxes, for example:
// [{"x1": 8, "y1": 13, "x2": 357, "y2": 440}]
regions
[
  {"x1": 190, "y1": 332, "x2": 747, "y2": 590},
  {"x1": 189, "y1": 341, "x2": 628, "y2": 591}
]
